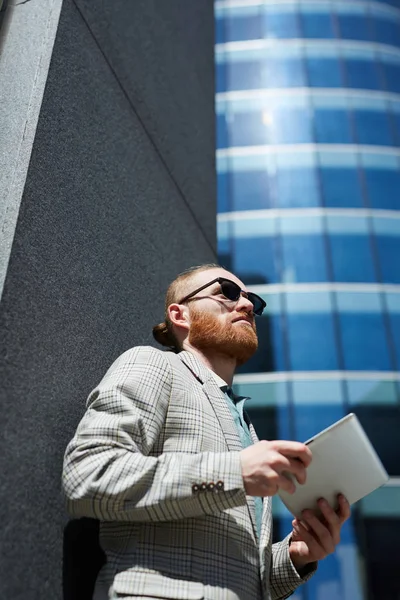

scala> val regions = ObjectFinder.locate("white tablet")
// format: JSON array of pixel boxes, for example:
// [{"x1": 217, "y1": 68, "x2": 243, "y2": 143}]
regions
[{"x1": 278, "y1": 413, "x2": 389, "y2": 518}]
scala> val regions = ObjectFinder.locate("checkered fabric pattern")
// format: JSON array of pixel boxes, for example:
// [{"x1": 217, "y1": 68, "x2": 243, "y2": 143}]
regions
[{"x1": 62, "y1": 347, "x2": 315, "y2": 600}]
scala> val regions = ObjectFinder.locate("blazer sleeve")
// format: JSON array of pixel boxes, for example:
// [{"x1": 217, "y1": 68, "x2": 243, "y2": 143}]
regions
[
  {"x1": 62, "y1": 346, "x2": 247, "y2": 522},
  {"x1": 270, "y1": 534, "x2": 317, "y2": 600}
]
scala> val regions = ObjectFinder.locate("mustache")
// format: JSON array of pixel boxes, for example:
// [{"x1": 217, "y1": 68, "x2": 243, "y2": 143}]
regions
[
  {"x1": 234, "y1": 311, "x2": 256, "y2": 330},
  {"x1": 235, "y1": 311, "x2": 255, "y2": 321}
]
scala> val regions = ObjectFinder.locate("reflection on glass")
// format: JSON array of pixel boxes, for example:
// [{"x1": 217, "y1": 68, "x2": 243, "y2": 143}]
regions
[
  {"x1": 264, "y1": 9, "x2": 300, "y2": 39},
  {"x1": 230, "y1": 170, "x2": 273, "y2": 211},
  {"x1": 227, "y1": 112, "x2": 271, "y2": 147},
  {"x1": 266, "y1": 58, "x2": 306, "y2": 88},
  {"x1": 281, "y1": 235, "x2": 328, "y2": 283},
  {"x1": 271, "y1": 108, "x2": 314, "y2": 144},
  {"x1": 224, "y1": 61, "x2": 263, "y2": 92},
  {"x1": 216, "y1": 14, "x2": 262, "y2": 44},
  {"x1": 347, "y1": 379, "x2": 399, "y2": 406},
  {"x1": 275, "y1": 167, "x2": 320, "y2": 208}
]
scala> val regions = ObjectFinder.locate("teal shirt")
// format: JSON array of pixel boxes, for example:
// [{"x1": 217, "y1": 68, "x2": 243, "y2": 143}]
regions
[{"x1": 222, "y1": 386, "x2": 263, "y2": 539}]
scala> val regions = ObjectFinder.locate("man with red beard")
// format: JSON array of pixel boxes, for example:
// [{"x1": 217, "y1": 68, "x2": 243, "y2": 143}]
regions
[{"x1": 63, "y1": 264, "x2": 350, "y2": 600}]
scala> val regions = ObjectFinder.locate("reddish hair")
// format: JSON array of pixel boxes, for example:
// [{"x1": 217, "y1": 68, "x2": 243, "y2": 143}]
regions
[{"x1": 152, "y1": 263, "x2": 222, "y2": 352}]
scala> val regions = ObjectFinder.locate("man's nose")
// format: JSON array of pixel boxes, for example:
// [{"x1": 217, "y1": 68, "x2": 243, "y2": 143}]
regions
[{"x1": 236, "y1": 293, "x2": 254, "y2": 314}]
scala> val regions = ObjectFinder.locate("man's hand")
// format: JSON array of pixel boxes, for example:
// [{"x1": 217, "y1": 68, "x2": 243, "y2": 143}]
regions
[
  {"x1": 289, "y1": 495, "x2": 351, "y2": 572},
  {"x1": 240, "y1": 440, "x2": 312, "y2": 497}
]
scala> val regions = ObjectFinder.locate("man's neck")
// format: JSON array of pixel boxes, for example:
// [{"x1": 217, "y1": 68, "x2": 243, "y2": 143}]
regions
[{"x1": 182, "y1": 343, "x2": 236, "y2": 386}]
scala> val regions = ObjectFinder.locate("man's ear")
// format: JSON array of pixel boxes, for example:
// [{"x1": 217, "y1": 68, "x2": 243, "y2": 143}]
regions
[{"x1": 167, "y1": 303, "x2": 190, "y2": 332}]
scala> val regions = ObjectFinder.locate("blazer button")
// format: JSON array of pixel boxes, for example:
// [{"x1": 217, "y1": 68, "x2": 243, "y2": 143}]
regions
[
  {"x1": 207, "y1": 482, "x2": 215, "y2": 492},
  {"x1": 192, "y1": 484, "x2": 199, "y2": 494},
  {"x1": 216, "y1": 480, "x2": 224, "y2": 491},
  {"x1": 200, "y1": 482, "x2": 207, "y2": 492}
]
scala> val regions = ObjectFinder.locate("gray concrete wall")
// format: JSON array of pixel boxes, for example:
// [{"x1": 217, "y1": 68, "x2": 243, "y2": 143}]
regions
[{"x1": 0, "y1": 1, "x2": 216, "y2": 598}]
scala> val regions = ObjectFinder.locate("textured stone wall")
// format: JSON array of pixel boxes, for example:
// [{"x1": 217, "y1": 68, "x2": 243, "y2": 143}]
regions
[{"x1": 0, "y1": 1, "x2": 216, "y2": 597}]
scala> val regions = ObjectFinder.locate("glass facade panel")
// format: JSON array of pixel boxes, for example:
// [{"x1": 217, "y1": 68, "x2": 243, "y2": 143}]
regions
[
  {"x1": 314, "y1": 109, "x2": 352, "y2": 144},
  {"x1": 275, "y1": 167, "x2": 320, "y2": 208},
  {"x1": 320, "y1": 167, "x2": 364, "y2": 208},
  {"x1": 306, "y1": 57, "x2": 343, "y2": 87},
  {"x1": 271, "y1": 108, "x2": 314, "y2": 144},
  {"x1": 230, "y1": 170, "x2": 273, "y2": 211},
  {"x1": 375, "y1": 235, "x2": 400, "y2": 283},
  {"x1": 345, "y1": 57, "x2": 382, "y2": 90},
  {"x1": 265, "y1": 9, "x2": 300, "y2": 39},
  {"x1": 336, "y1": 290, "x2": 392, "y2": 370},
  {"x1": 347, "y1": 378, "x2": 398, "y2": 406},
  {"x1": 221, "y1": 61, "x2": 263, "y2": 92},
  {"x1": 353, "y1": 109, "x2": 394, "y2": 146},
  {"x1": 338, "y1": 14, "x2": 373, "y2": 43},
  {"x1": 265, "y1": 57, "x2": 307, "y2": 88},
  {"x1": 217, "y1": 5, "x2": 400, "y2": 598},
  {"x1": 292, "y1": 378, "x2": 344, "y2": 441},
  {"x1": 386, "y1": 291, "x2": 400, "y2": 371},
  {"x1": 286, "y1": 313, "x2": 339, "y2": 370},
  {"x1": 373, "y1": 14, "x2": 400, "y2": 47},
  {"x1": 388, "y1": 312, "x2": 400, "y2": 370},
  {"x1": 355, "y1": 406, "x2": 400, "y2": 475},
  {"x1": 216, "y1": 15, "x2": 262, "y2": 44},
  {"x1": 217, "y1": 172, "x2": 229, "y2": 213},
  {"x1": 364, "y1": 167, "x2": 400, "y2": 210},
  {"x1": 339, "y1": 311, "x2": 392, "y2": 370},
  {"x1": 329, "y1": 235, "x2": 377, "y2": 283},
  {"x1": 301, "y1": 10, "x2": 335, "y2": 40},
  {"x1": 226, "y1": 112, "x2": 270, "y2": 147},
  {"x1": 281, "y1": 235, "x2": 328, "y2": 283},
  {"x1": 231, "y1": 236, "x2": 279, "y2": 285},
  {"x1": 381, "y1": 57, "x2": 400, "y2": 93}
]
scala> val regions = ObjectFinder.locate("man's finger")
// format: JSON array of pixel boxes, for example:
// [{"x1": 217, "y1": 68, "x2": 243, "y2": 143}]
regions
[
  {"x1": 292, "y1": 521, "x2": 323, "y2": 558},
  {"x1": 301, "y1": 510, "x2": 335, "y2": 554},
  {"x1": 336, "y1": 494, "x2": 351, "y2": 522},
  {"x1": 317, "y1": 499, "x2": 341, "y2": 546},
  {"x1": 277, "y1": 474, "x2": 296, "y2": 495},
  {"x1": 284, "y1": 457, "x2": 307, "y2": 485},
  {"x1": 270, "y1": 441, "x2": 313, "y2": 467}
]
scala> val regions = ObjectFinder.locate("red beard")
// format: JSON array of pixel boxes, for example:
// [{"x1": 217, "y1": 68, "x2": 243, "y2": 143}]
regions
[{"x1": 188, "y1": 307, "x2": 258, "y2": 366}]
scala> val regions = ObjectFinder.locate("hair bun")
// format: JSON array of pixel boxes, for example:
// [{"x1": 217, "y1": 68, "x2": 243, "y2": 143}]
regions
[{"x1": 152, "y1": 322, "x2": 177, "y2": 350}]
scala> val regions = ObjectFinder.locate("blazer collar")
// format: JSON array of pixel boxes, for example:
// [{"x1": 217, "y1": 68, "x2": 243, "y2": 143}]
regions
[
  {"x1": 177, "y1": 350, "x2": 259, "y2": 543},
  {"x1": 177, "y1": 350, "x2": 218, "y2": 386},
  {"x1": 177, "y1": 351, "x2": 243, "y2": 454}
]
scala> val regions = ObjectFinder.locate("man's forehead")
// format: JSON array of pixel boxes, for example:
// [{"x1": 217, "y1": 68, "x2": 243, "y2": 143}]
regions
[{"x1": 188, "y1": 268, "x2": 245, "y2": 291}]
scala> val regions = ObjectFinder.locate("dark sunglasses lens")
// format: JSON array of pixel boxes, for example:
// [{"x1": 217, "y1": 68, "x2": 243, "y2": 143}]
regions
[
  {"x1": 248, "y1": 293, "x2": 265, "y2": 316},
  {"x1": 220, "y1": 280, "x2": 241, "y2": 301}
]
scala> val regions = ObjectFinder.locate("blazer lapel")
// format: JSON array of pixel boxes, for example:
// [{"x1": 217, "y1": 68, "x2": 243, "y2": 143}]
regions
[
  {"x1": 177, "y1": 352, "x2": 259, "y2": 542},
  {"x1": 178, "y1": 351, "x2": 243, "y2": 452}
]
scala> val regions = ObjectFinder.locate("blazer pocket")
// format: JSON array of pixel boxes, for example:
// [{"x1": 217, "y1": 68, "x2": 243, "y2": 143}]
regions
[{"x1": 113, "y1": 569, "x2": 204, "y2": 600}]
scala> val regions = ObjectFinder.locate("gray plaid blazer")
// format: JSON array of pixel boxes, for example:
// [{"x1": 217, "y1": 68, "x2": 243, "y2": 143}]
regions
[{"x1": 62, "y1": 347, "x2": 314, "y2": 600}]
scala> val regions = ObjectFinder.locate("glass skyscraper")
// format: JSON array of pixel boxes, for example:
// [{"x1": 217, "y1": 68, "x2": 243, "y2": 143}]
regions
[{"x1": 215, "y1": 1, "x2": 400, "y2": 598}]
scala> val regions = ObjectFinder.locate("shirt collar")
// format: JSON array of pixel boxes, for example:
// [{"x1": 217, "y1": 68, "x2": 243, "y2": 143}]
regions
[{"x1": 206, "y1": 368, "x2": 250, "y2": 405}]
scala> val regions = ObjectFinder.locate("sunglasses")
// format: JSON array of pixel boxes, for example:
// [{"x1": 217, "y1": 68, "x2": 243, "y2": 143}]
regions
[{"x1": 179, "y1": 277, "x2": 267, "y2": 316}]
